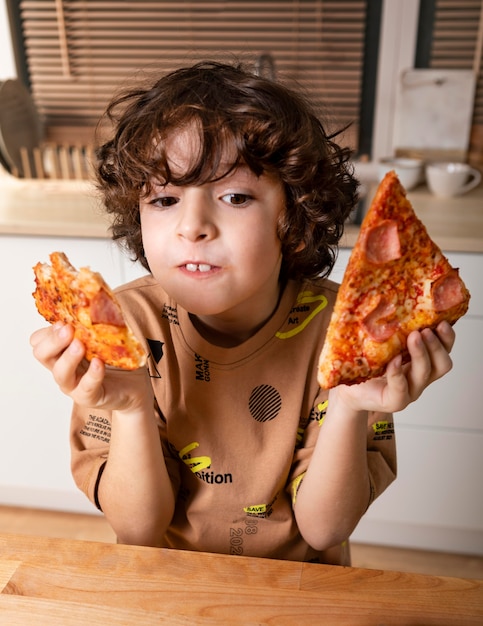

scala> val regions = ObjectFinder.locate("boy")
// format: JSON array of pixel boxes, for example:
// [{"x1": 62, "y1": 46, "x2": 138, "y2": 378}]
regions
[{"x1": 31, "y1": 61, "x2": 455, "y2": 565}]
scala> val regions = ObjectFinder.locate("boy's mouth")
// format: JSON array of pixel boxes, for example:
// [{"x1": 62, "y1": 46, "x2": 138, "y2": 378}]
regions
[{"x1": 184, "y1": 263, "x2": 213, "y2": 273}]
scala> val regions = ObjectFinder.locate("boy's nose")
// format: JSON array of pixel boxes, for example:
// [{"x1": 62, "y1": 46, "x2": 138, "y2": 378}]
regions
[{"x1": 176, "y1": 191, "x2": 217, "y2": 242}]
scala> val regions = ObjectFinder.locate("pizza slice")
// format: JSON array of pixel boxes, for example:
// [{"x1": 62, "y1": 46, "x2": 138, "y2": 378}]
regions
[
  {"x1": 318, "y1": 171, "x2": 470, "y2": 389},
  {"x1": 33, "y1": 251, "x2": 146, "y2": 370}
]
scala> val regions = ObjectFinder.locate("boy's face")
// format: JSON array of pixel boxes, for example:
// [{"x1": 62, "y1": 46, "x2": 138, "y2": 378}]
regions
[{"x1": 139, "y1": 126, "x2": 285, "y2": 343}]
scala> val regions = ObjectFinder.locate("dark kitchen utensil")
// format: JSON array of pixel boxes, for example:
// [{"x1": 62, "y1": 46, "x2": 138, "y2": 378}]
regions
[{"x1": 0, "y1": 79, "x2": 43, "y2": 177}]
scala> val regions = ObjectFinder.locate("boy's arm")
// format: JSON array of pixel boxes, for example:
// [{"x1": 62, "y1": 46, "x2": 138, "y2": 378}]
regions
[
  {"x1": 33, "y1": 322, "x2": 175, "y2": 546},
  {"x1": 71, "y1": 403, "x2": 175, "y2": 547},
  {"x1": 295, "y1": 322, "x2": 455, "y2": 551},
  {"x1": 293, "y1": 401, "x2": 394, "y2": 551},
  {"x1": 95, "y1": 405, "x2": 175, "y2": 546}
]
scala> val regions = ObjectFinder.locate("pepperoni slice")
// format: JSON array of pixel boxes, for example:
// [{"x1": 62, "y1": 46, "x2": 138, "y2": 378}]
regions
[
  {"x1": 432, "y1": 269, "x2": 467, "y2": 312},
  {"x1": 362, "y1": 297, "x2": 399, "y2": 342},
  {"x1": 363, "y1": 220, "x2": 401, "y2": 264},
  {"x1": 89, "y1": 288, "x2": 125, "y2": 326}
]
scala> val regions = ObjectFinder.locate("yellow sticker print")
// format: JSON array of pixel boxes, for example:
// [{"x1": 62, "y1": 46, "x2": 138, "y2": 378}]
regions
[
  {"x1": 244, "y1": 504, "x2": 268, "y2": 514},
  {"x1": 372, "y1": 421, "x2": 389, "y2": 434},
  {"x1": 372, "y1": 420, "x2": 395, "y2": 441},
  {"x1": 317, "y1": 400, "x2": 328, "y2": 426},
  {"x1": 276, "y1": 291, "x2": 329, "y2": 339},
  {"x1": 178, "y1": 441, "x2": 212, "y2": 473},
  {"x1": 290, "y1": 472, "x2": 306, "y2": 505}
]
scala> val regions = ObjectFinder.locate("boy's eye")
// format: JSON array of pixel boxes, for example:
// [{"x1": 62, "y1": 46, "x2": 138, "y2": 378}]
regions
[
  {"x1": 221, "y1": 193, "x2": 251, "y2": 206},
  {"x1": 150, "y1": 196, "x2": 178, "y2": 208}
]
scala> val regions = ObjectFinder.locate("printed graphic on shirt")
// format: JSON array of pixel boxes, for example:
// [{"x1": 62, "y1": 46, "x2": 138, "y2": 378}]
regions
[
  {"x1": 146, "y1": 338, "x2": 164, "y2": 379},
  {"x1": 372, "y1": 420, "x2": 395, "y2": 441},
  {"x1": 290, "y1": 472, "x2": 306, "y2": 505},
  {"x1": 316, "y1": 400, "x2": 329, "y2": 427},
  {"x1": 229, "y1": 516, "x2": 259, "y2": 556},
  {"x1": 178, "y1": 441, "x2": 233, "y2": 484},
  {"x1": 229, "y1": 497, "x2": 279, "y2": 555},
  {"x1": 79, "y1": 414, "x2": 111, "y2": 443},
  {"x1": 248, "y1": 384, "x2": 282, "y2": 422},
  {"x1": 178, "y1": 441, "x2": 211, "y2": 472},
  {"x1": 161, "y1": 303, "x2": 179, "y2": 325},
  {"x1": 243, "y1": 494, "x2": 276, "y2": 519},
  {"x1": 194, "y1": 353, "x2": 210, "y2": 382},
  {"x1": 296, "y1": 400, "x2": 329, "y2": 446},
  {"x1": 275, "y1": 290, "x2": 329, "y2": 339}
]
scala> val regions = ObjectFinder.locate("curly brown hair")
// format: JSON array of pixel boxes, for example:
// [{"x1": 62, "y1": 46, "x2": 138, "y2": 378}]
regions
[{"x1": 96, "y1": 60, "x2": 359, "y2": 280}]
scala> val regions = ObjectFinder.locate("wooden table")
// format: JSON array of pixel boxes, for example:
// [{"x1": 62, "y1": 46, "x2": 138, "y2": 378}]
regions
[{"x1": 1, "y1": 533, "x2": 482, "y2": 625}]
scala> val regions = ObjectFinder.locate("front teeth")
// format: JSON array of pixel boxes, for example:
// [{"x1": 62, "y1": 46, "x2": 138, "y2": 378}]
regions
[{"x1": 186, "y1": 263, "x2": 212, "y2": 272}]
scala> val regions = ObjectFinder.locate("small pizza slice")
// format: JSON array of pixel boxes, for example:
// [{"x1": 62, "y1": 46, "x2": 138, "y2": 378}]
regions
[
  {"x1": 33, "y1": 251, "x2": 146, "y2": 370},
  {"x1": 318, "y1": 171, "x2": 470, "y2": 389}
]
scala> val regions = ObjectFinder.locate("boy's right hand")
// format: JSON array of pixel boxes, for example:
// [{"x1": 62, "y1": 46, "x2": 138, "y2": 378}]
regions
[{"x1": 30, "y1": 322, "x2": 153, "y2": 414}]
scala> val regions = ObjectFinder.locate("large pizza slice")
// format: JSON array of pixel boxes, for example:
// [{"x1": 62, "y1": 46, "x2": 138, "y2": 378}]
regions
[
  {"x1": 318, "y1": 171, "x2": 470, "y2": 389},
  {"x1": 33, "y1": 251, "x2": 146, "y2": 370}
]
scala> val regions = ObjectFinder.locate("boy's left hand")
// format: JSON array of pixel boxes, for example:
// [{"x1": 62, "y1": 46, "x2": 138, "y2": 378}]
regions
[{"x1": 334, "y1": 321, "x2": 456, "y2": 413}]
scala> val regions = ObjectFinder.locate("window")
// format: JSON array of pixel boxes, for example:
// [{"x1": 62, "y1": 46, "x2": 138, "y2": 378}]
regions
[
  {"x1": 416, "y1": 0, "x2": 483, "y2": 167},
  {"x1": 7, "y1": 0, "x2": 376, "y2": 163}
]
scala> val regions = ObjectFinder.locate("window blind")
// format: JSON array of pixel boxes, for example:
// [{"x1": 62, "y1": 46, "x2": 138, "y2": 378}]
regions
[{"x1": 14, "y1": 0, "x2": 368, "y2": 151}]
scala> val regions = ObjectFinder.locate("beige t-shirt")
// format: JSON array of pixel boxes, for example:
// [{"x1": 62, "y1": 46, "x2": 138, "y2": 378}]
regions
[{"x1": 71, "y1": 274, "x2": 396, "y2": 565}]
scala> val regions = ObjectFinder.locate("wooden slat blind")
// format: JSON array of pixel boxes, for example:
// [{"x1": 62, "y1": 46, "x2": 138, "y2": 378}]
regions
[
  {"x1": 17, "y1": 0, "x2": 367, "y2": 150},
  {"x1": 428, "y1": 0, "x2": 483, "y2": 125}
]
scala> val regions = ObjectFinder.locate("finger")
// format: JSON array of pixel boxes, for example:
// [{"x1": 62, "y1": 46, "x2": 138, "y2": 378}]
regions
[
  {"x1": 31, "y1": 323, "x2": 74, "y2": 368},
  {"x1": 434, "y1": 320, "x2": 456, "y2": 354},
  {"x1": 30, "y1": 325, "x2": 51, "y2": 348},
  {"x1": 51, "y1": 337, "x2": 88, "y2": 393},
  {"x1": 385, "y1": 354, "x2": 405, "y2": 386},
  {"x1": 406, "y1": 329, "x2": 453, "y2": 395},
  {"x1": 420, "y1": 327, "x2": 453, "y2": 380},
  {"x1": 404, "y1": 331, "x2": 433, "y2": 397},
  {"x1": 73, "y1": 357, "x2": 106, "y2": 404},
  {"x1": 382, "y1": 354, "x2": 411, "y2": 409}
]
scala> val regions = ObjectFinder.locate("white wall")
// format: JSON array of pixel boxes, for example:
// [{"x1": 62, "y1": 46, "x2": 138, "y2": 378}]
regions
[{"x1": 0, "y1": 0, "x2": 16, "y2": 79}]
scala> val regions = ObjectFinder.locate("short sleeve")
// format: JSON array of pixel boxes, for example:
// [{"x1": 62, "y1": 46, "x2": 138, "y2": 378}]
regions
[
  {"x1": 70, "y1": 399, "x2": 180, "y2": 511},
  {"x1": 70, "y1": 404, "x2": 111, "y2": 509}
]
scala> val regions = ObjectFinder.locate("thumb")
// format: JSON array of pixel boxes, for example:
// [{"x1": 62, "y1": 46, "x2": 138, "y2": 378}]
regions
[{"x1": 382, "y1": 353, "x2": 410, "y2": 407}]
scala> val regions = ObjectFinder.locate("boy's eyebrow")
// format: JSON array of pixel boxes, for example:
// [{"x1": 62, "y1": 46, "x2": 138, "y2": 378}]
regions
[
  {"x1": 148, "y1": 180, "x2": 168, "y2": 190},
  {"x1": 151, "y1": 162, "x2": 259, "y2": 186},
  {"x1": 219, "y1": 163, "x2": 255, "y2": 178}
]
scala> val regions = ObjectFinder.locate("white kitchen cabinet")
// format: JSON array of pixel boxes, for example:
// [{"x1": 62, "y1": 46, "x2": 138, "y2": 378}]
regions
[
  {"x1": 331, "y1": 249, "x2": 483, "y2": 554},
  {"x1": 353, "y1": 426, "x2": 483, "y2": 554},
  {"x1": 1, "y1": 234, "x2": 481, "y2": 555},
  {"x1": 0, "y1": 235, "x2": 130, "y2": 512}
]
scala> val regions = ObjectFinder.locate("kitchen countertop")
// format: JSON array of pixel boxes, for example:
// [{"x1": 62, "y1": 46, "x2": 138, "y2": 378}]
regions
[
  {"x1": 0, "y1": 174, "x2": 109, "y2": 238},
  {"x1": 1, "y1": 170, "x2": 482, "y2": 252},
  {"x1": 341, "y1": 182, "x2": 483, "y2": 252}
]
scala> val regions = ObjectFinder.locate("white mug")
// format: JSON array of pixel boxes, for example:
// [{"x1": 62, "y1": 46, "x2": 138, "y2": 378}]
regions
[
  {"x1": 378, "y1": 157, "x2": 423, "y2": 191},
  {"x1": 425, "y1": 162, "x2": 481, "y2": 198}
]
